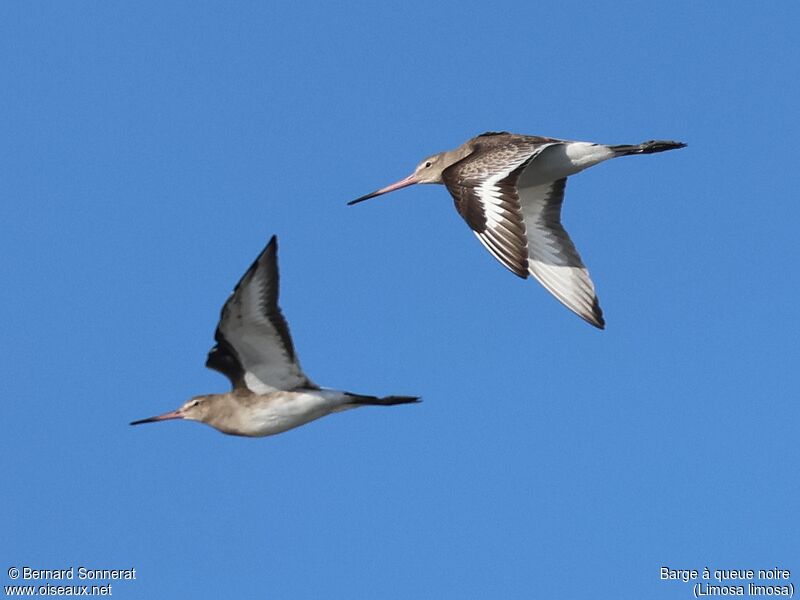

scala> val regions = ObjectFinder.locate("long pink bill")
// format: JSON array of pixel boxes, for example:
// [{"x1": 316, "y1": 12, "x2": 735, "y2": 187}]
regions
[
  {"x1": 347, "y1": 173, "x2": 419, "y2": 206},
  {"x1": 130, "y1": 409, "x2": 184, "y2": 426}
]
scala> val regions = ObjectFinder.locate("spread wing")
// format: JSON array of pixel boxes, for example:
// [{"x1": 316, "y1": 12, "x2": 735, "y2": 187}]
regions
[
  {"x1": 205, "y1": 236, "x2": 316, "y2": 392},
  {"x1": 442, "y1": 135, "x2": 604, "y2": 328},
  {"x1": 442, "y1": 138, "x2": 557, "y2": 278},
  {"x1": 517, "y1": 178, "x2": 604, "y2": 328}
]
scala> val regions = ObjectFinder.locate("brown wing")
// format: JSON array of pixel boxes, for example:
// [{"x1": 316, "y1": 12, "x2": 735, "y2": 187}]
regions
[{"x1": 442, "y1": 136, "x2": 560, "y2": 278}]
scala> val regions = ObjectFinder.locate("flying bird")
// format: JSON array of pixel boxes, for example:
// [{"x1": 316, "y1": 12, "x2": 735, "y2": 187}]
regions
[
  {"x1": 131, "y1": 236, "x2": 419, "y2": 437},
  {"x1": 349, "y1": 132, "x2": 686, "y2": 328}
]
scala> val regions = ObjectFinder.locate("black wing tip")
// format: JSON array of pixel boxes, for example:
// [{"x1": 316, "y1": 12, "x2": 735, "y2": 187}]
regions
[
  {"x1": 587, "y1": 298, "x2": 605, "y2": 329},
  {"x1": 228, "y1": 233, "x2": 280, "y2": 296},
  {"x1": 582, "y1": 314, "x2": 605, "y2": 329},
  {"x1": 263, "y1": 234, "x2": 278, "y2": 259},
  {"x1": 258, "y1": 235, "x2": 278, "y2": 262},
  {"x1": 249, "y1": 233, "x2": 281, "y2": 292}
]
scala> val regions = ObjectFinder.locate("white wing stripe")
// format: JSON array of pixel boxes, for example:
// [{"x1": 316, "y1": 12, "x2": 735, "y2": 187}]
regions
[{"x1": 517, "y1": 179, "x2": 603, "y2": 327}]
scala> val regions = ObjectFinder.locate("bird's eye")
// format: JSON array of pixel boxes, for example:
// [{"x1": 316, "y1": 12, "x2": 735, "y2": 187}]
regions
[{"x1": 425, "y1": 161, "x2": 432, "y2": 168}]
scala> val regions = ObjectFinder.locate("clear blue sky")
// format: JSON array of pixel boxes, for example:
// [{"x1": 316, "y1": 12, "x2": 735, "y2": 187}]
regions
[{"x1": 2, "y1": 2, "x2": 798, "y2": 598}]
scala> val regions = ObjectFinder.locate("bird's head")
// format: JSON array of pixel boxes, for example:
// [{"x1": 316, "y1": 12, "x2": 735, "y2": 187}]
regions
[
  {"x1": 411, "y1": 152, "x2": 448, "y2": 184},
  {"x1": 347, "y1": 150, "x2": 450, "y2": 206},
  {"x1": 130, "y1": 395, "x2": 214, "y2": 427}
]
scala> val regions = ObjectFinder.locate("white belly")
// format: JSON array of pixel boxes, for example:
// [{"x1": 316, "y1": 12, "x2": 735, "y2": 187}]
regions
[{"x1": 239, "y1": 390, "x2": 351, "y2": 437}]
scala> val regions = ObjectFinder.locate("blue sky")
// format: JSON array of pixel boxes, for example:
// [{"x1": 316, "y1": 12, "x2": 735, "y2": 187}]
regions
[{"x1": 2, "y1": 2, "x2": 798, "y2": 598}]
